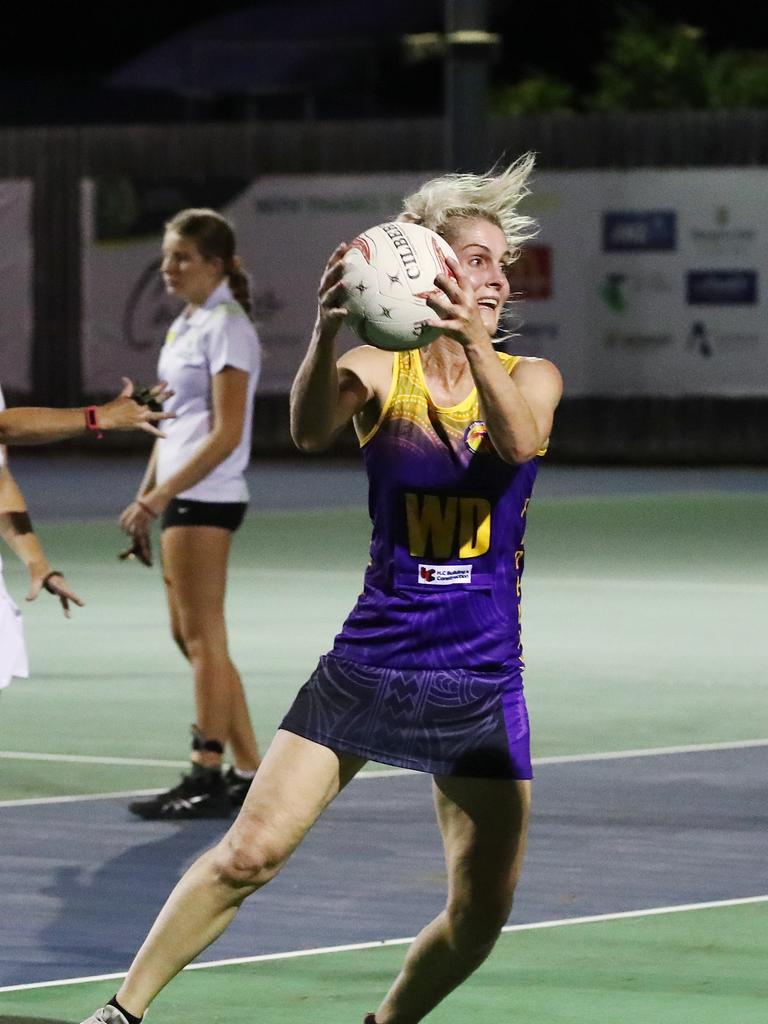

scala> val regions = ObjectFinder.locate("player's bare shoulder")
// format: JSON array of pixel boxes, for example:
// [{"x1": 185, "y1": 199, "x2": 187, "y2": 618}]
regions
[
  {"x1": 338, "y1": 344, "x2": 395, "y2": 403},
  {"x1": 511, "y1": 356, "x2": 563, "y2": 395}
]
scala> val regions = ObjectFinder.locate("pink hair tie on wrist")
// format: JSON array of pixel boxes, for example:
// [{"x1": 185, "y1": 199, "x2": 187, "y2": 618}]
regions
[
  {"x1": 137, "y1": 500, "x2": 157, "y2": 519},
  {"x1": 84, "y1": 406, "x2": 103, "y2": 440}
]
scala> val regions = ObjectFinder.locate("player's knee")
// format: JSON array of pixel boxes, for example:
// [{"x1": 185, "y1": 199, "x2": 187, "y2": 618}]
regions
[
  {"x1": 446, "y1": 889, "x2": 513, "y2": 953},
  {"x1": 213, "y1": 832, "x2": 287, "y2": 891}
]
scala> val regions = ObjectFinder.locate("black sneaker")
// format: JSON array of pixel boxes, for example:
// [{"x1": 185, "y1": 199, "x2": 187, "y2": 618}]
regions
[
  {"x1": 223, "y1": 766, "x2": 255, "y2": 808},
  {"x1": 129, "y1": 771, "x2": 232, "y2": 820}
]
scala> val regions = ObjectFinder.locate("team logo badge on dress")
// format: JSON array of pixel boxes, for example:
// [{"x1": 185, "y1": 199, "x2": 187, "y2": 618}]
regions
[{"x1": 464, "y1": 420, "x2": 493, "y2": 454}]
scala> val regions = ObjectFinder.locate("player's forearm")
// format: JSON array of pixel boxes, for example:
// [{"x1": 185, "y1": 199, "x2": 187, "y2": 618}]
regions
[
  {"x1": 290, "y1": 322, "x2": 342, "y2": 451},
  {"x1": 136, "y1": 442, "x2": 159, "y2": 498},
  {"x1": 465, "y1": 344, "x2": 542, "y2": 463},
  {"x1": 0, "y1": 495, "x2": 48, "y2": 573},
  {"x1": 1, "y1": 520, "x2": 48, "y2": 571},
  {"x1": 145, "y1": 431, "x2": 240, "y2": 508},
  {"x1": 0, "y1": 407, "x2": 89, "y2": 445}
]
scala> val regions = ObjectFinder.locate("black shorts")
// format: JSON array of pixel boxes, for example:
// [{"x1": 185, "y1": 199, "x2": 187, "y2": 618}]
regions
[{"x1": 161, "y1": 498, "x2": 247, "y2": 532}]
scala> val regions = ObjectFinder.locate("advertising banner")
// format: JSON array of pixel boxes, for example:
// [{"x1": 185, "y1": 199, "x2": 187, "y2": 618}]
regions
[
  {"x1": 511, "y1": 169, "x2": 768, "y2": 396},
  {"x1": 82, "y1": 169, "x2": 768, "y2": 397},
  {"x1": 0, "y1": 181, "x2": 34, "y2": 393}
]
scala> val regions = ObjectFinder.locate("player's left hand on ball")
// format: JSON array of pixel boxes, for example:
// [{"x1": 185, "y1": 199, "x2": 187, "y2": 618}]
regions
[
  {"x1": 425, "y1": 257, "x2": 487, "y2": 347},
  {"x1": 27, "y1": 569, "x2": 84, "y2": 618}
]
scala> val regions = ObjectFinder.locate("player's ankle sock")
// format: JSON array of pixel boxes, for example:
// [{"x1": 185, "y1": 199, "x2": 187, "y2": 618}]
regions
[{"x1": 108, "y1": 996, "x2": 143, "y2": 1024}]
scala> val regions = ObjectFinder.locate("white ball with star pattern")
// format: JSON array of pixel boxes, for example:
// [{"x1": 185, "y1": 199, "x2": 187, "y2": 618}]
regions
[{"x1": 341, "y1": 221, "x2": 458, "y2": 351}]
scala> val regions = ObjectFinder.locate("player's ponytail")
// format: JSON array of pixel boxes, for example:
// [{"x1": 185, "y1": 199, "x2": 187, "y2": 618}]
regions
[{"x1": 224, "y1": 255, "x2": 252, "y2": 316}]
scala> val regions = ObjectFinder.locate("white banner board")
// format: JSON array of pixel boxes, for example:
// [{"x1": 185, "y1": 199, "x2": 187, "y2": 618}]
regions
[
  {"x1": 0, "y1": 181, "x2": 33, "y2": 392},
  {"x1": 82, "y1": 170, "x2": 768, "y2": 396},
  {"x1": 512, "y1": 169, "x2": 768, "y2": 396}
]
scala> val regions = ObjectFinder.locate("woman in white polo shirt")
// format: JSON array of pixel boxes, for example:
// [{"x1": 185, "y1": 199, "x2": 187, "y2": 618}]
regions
[{"x1": 119, "y1": 209, "x2": 262, "y2": 821}]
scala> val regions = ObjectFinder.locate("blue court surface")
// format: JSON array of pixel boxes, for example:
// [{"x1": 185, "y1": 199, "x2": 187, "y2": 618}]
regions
[{"x1": 1, "y1": 745, "x2": 766, "y2": 988}]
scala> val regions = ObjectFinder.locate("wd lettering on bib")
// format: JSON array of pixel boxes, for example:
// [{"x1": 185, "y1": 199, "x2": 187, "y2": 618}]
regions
[{"x1": 405, "y1": 493, "x2": 491, "y2": 559}]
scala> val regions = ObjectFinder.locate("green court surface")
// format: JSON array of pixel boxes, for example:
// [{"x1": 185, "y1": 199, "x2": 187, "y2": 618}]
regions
[
  {"x1": 0, "y1": 492, "x2": 766, "y2": 799},
  {"x1": 0, "y1": 487, "x2": 766, "y2": 1023},
  {"x1": 2, "y1": 902, "x2": 766, "y2": 1023}
]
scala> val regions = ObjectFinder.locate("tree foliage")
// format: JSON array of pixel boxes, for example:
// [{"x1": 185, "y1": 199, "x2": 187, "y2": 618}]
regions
[{"x1": 491, "y1": 5, "x2": 768, "y2": 114}]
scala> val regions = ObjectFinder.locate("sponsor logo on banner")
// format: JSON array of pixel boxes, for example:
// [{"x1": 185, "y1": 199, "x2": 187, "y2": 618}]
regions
[
  {"x1": 506, "y1": 245, "x2": 552, "y2": 300},
  {"x1": 418, "y1": 564, "x2": 473, "y2": 586},
  {"x1": 600, "y1": 271, "x2": 673, "y2": 312},
  {"x1": 690, "y1": 206, "x2": 757, "y2": 254},
  {"x1": 687, "y1": 320, "x2": 759, "y2": 357},
  {"x1": 686, "y1": 270, "x2": 758, "y2": 305},
  {"x1": 602, "y1": 211, "x2": 677, "y2": 252}
]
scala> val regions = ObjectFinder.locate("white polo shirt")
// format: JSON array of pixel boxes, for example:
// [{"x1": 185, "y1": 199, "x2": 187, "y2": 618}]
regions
[
  {"x1": 0, "y1": 383, "x2": 30, "y2": 688},
  {"x1": 156, "y1": 281, "x2": 261, "y2": 503}
]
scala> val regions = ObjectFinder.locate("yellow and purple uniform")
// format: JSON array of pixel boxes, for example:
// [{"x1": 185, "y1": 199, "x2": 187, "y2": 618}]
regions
[{"x1": 281, "y1": 349, "x2": 544, "y2": 778}]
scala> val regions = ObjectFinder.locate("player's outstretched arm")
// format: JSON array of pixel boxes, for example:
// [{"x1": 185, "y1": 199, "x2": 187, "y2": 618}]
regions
[{"x1": 0, "y1": 379, "x2": 174, "y2": 446}]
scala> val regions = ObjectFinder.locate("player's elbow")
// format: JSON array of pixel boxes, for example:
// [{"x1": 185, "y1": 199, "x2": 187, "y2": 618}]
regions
[
  {"x1": 499, "y1": 446, "x2": 538, "y2": 465},
  {"x1": 290, "y1": 427, "x2": 332, "y2": 453}
]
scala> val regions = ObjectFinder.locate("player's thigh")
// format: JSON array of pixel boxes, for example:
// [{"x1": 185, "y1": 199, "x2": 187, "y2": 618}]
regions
[
  {"x1": 433, "y1": 775, "x2": 531, "y2": 906},
  {"x1": 224, "y1": 729, "x2": 367, "y2": 869},
  {"x1": 161, "y1": 525, "x2": 232, "y2": 620}
]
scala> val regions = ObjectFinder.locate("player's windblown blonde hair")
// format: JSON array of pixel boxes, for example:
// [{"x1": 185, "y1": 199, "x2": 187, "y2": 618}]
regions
[{"x1": 399, "y1": 152, "x2": 538, "y2": 261}]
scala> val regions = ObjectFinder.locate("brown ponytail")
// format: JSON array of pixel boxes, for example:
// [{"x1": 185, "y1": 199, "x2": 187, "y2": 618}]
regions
[
  {"x1": 166, "y1": 208, "x2": 253, "y2": 318},
  {"x1": 225, "y1": 258, "x2": 252, "y2": 316}
]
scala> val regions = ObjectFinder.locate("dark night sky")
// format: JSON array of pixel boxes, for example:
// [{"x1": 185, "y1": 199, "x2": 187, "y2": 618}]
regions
[
  {"x1": 5, "y1": 2, "x2": 765, "y2": 75},
  {"x1": 1, "y1": 0, "x2": 766, "y2": 116}
]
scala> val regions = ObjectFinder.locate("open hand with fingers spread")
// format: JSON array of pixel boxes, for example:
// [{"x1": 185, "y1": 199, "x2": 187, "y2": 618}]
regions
[{"x1": 97, "y1": 379, "x2": 175, "y2": 437}]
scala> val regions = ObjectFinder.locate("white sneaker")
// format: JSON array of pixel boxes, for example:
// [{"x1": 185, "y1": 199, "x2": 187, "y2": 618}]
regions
[{"x1": 80, "y1": 1006, "x2": 131, "y2": 1024}]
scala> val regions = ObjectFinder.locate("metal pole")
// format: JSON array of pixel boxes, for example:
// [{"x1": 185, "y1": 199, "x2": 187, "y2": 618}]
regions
[{"x1": 444, "y1": 0, "x2": 498, "y2": 172}]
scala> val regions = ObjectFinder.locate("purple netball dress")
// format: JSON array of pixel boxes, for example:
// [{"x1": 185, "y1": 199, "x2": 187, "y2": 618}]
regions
[{"x1": 280, "y1": 348, "x2": 545, "y2": 778}]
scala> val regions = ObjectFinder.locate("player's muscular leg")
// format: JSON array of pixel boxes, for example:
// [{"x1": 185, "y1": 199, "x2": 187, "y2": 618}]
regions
[
  {"x1": 116, "y1": 731, "x2": 366, "y2": 1016},
  {"x1": 373, "y1": 776, "x2": 530, "y2": 1024}
]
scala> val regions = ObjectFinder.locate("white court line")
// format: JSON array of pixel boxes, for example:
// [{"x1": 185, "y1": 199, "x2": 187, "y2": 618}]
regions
[
  {"x1": 0, "y1": 894, "x2": 765, "y2": 995},
  {"x1": 0, "y1": 751, "x2": 190, "y2": 768},
  {"x1": 1, "y1": 738, "x2": 767, "y2": 809}
]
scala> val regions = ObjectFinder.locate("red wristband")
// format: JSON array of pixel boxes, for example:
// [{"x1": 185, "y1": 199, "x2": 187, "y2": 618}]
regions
[{"x1": 84, "y1": 406, "x2": 103, "y2": 440}]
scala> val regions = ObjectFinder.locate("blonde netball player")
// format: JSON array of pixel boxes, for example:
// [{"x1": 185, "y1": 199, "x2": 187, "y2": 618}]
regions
[{"x1": 81, "y1": 156, "x2": 562, "y2": 1024}]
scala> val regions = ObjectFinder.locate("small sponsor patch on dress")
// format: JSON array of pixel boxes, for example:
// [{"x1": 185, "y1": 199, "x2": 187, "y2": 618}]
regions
[{"x1": 418, "y1": 563, "x2": 472, "y2": 585}]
